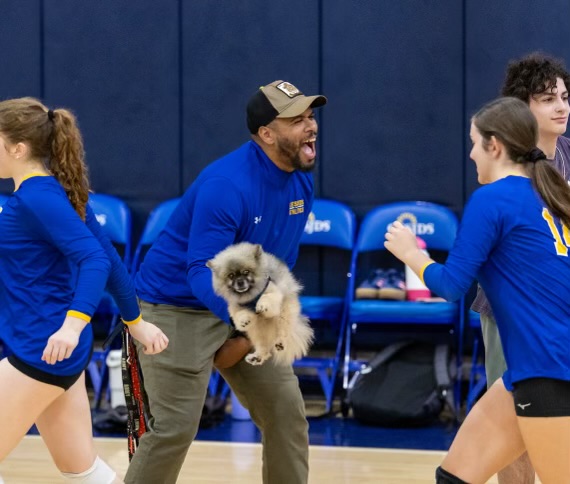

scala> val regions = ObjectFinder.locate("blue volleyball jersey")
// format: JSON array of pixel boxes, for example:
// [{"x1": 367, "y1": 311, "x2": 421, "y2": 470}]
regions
[
  {"x1": 135, "y1": 140, "x2": 314, "y2": 322},
  {"x1": 0, "y1": 175, "x2": 139, "y2": 376},
  {"x1": 424, "y1": 176, "x2": 570, "y2": 389},
  {"x1": 471, "y1": 136, "x2": 570, "y2": 315}
]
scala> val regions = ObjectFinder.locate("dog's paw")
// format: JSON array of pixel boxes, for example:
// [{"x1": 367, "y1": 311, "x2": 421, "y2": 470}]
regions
[
  {"x1": 255, "y1": 298, "x2": 280, "y2": 318},
  {"x1": 275, "y1": 341, "x2": 284, "y2": 351},
  {"x1": 234, "y1": 315, "x2": 251, "y2": 330},
  {"x1": 245, "y1": 353, "x2": 265, "y2": 365}
]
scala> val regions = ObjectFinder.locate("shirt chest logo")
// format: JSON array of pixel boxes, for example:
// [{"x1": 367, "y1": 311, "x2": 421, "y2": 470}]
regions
[{"x1": 289, "y1": 199, "x2": 304, "y2": 215}]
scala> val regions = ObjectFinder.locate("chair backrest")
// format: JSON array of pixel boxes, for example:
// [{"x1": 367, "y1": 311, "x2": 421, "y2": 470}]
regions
[
  {"x1": 300, "y1": 199, "x2": 356, "y2": 250},
  {"x1": 131, "y1": 197, "x2": 181, "y2": 272},
  {"x1": 88, "y1": 193, "x2": 132, "y2": 266},
  {"x1": 356, "y1": 201, "x2": 459, "y2": 253}
]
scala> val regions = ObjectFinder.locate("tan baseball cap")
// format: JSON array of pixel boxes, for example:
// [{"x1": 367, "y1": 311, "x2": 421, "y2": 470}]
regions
[{"x1": 246, "y1": 80, "x2": 327, "y2": 134}]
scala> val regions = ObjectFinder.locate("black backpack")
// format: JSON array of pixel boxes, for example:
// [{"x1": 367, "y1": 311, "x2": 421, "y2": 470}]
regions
[{"x1": 346, "y1": 341, "x2": 455, "y2": 427}]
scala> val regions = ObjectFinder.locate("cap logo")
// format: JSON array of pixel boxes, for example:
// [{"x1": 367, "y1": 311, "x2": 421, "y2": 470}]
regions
[{"x1": 276, "y1": 82, "x2": 301, "y2": 98}]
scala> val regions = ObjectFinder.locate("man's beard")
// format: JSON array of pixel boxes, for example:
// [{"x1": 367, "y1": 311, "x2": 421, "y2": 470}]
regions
[{"x1": 276, "y1": 136, "x2": 316, "y2": 172}]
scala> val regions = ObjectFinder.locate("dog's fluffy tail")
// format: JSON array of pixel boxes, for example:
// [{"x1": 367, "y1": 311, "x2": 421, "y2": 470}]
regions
[{"x1": 273, "y1": 316, "x2": 314, "y2": 366}]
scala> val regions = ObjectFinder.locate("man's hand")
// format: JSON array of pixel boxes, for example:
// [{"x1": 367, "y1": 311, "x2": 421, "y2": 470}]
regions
[
  {"x1": 42, "y1": 315, "x2": 86, "y2": 365},
  {"x1": 214, "y1": 335, "x2": 253, "y2": 369},
  {"x1": 128, "y1": 319, "x2": 169, "y2": 355}
]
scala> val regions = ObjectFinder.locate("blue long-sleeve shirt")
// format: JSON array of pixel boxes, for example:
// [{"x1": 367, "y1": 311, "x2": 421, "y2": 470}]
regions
[
  {"x1": 424, "y1": 176, "x2": 570, "y2": 389},
  {"x1": 0, "y1": 175, "x2": 141, "y2": 375},
  {"x1": 471, "y1": 135, "x2": 570, "y2": 316},
  {"x1": 0, "y1": 176, "x2": 111, "y2": 376},
  {"x1": 135, "y1": 140, "x2": 314, "y2": 322}
]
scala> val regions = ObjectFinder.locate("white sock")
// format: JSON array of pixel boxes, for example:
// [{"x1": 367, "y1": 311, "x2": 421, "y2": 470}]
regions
[{"x1": 61, "y1": 456, "x2": 116, "y2": 483}]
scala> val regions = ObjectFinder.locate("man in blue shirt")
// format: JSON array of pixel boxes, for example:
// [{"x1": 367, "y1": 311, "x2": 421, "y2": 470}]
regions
[{"x1": 126, "y1": 80, "x2": 326, "y2": 484}]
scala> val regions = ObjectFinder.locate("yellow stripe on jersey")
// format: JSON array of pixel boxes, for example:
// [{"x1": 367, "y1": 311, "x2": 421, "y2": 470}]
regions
[
  {"x1": 123, "y1": 314, "x2": 142, "y2": 326},
  {"x1": 67, "y1": 310, "x2": 91, "y2": 323},
  {"x1": 419, "y1": 261, "x2": 436, "y2": 285},
  {"x1": 16, "y1": 172, "x2": 50, "y2": 191}
]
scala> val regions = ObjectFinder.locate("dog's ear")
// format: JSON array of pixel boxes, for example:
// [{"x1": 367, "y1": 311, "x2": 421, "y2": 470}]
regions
[
  {"x1": 206, "y1": 259, "x2": 216, "y2": 272},
  {"x1": 253, "y1": 244, "x2": 263, "y2": 260}
]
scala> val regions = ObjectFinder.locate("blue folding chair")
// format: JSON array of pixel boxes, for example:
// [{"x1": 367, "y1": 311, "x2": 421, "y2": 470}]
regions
[
  {"x1": 293, "y1": 199, "x2": 356, "y2": 413},
  {"x1": 343, "y1": 201, "x2": 464, "y2": 412},
  {"x1": 466, "y1": 310, "x2": 486, "y2": 413},
  {"x1": 130, "y1": 197, "x2": 181, "y2": 273},
  {"x1": 88, "y1": 193, "x2": 133, "y2": 269},
  {"x1": 86, "y1": 193, "x2": 133, "y2": 406}
]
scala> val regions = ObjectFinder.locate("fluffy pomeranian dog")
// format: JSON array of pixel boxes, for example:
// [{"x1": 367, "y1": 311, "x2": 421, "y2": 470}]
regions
[{"x1": 207, "y1": 242, "x2": 314, "y2": 366}]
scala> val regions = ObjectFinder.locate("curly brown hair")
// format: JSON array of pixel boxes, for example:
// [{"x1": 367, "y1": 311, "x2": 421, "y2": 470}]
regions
[
  {"x1": 0, "y1": 97, "x2": 90, "y2": 219},
  {"x1": 501, "y1": 52, "x2": 570, "y2": 102}
]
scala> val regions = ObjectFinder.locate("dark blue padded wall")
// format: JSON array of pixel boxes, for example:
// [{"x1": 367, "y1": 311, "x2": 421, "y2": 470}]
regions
[
  {"x1": 181, "y1": 1, "x2": 321, "y2": 189},
  {"x1": 42, "y1": 0, "x2": 181, "y2": 235},
  {"x1": 321, "y1": 1, "x2": 465, "y2": 217},
  {"x1": 0, "y1": 0, "x2": 42, "y2": 194},
  {"x1": 2, "y1": 1, "x2": 570, "y2": 234},
  {"x1": 465, "y1": 0, "x2": 570, "y2": 198}
]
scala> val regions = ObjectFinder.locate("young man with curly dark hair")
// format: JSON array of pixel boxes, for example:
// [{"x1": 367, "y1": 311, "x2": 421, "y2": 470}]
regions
[
  {"x1": 502, "y1": 52, "x2": 570, "y2": 165},
  {"x1": 471, "y1": 52, "x2": 570, "y2": 484}
]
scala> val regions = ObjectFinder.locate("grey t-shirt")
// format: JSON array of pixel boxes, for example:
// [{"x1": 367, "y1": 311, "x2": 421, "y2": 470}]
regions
[{"x1": 471, "y1": 136, "x2": 570, "y2": 316}]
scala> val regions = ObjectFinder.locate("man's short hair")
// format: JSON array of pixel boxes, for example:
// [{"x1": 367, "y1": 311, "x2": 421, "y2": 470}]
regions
[{"x1": 502, "y1": 52, "x2": 570, "y2": 102}]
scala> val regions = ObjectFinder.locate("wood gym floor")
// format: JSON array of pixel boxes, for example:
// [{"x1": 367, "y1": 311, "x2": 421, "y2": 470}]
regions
[{"x1": 2, "y1": 436, "x2": 506, "y2": 484}]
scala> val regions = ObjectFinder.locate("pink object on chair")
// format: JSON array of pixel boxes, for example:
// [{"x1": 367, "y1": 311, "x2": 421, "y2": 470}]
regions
[{"x1": 406, "y1": 237, "x2": 432, "y2": 301}]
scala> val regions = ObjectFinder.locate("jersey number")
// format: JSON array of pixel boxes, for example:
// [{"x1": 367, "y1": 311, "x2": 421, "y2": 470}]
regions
[{"x1": 542, "y1": 208, "x2": 570, "y2": 256}]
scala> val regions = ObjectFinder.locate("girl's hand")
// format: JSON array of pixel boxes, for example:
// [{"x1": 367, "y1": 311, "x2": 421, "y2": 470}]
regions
[
  {"x1": 128, "y1": 319, "x2": 169, "y2": 355},
  {"x1": 384, "y1": 221, "x2": 420, "y2": 262},
  {"x1": 42, "y1": 316, "x2": 86, "y2": 365}
]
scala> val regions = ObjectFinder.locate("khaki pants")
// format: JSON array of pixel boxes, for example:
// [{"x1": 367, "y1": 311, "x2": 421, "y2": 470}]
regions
[
  {"x1": 124, "y1": 301, "x2": 309, "y2": 484},
  {"x1": 480, "y1": 312, "x2": 508, "y2": 389}
]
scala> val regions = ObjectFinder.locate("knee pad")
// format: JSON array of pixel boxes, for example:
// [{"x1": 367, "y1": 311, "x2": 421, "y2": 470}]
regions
[
  {"x1": 435, "y1": 466, "x2": 469, "y2": 484},
  {"x1": 61, "y1": 456, "x2": 116, "y2": 484}
]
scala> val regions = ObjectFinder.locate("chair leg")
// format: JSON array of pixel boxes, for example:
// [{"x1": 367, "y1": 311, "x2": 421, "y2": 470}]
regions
[
  {"x1": 324, "y1": 314, "x2": 350, "y2": 414},
  {"x1": 94, "y1": 358, "x2": 110, "y2": 410},
  {"x1": 342, "y1": 322, "x2": 354, "y2": 391},
  {"x1": 209, "y1": 370, "x2": 231, "y2": 400},
  {"x1": 466, "y1": 333, "x2": 486, "y2": 413},
  {"x1": 208, "y1": 370, "x2": 221, "y2": 395},
  {"x1": 91, "y1": 313, "x2": 123, "y2": 410},
  {"x1": 316, "y1": 367, "x2": 333, "y2": 414},
  {"x1": 86, "y1": 358, "x2": 102, "y2": 404}
]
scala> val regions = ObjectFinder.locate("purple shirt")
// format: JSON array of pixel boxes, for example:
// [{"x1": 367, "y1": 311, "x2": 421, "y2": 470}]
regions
[{"x1": 471, "y1": 136, "x2": 570, "y2": 316}]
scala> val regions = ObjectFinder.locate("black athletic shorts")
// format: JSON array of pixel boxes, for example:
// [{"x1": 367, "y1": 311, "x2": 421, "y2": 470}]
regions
[
  {"x1": 512, "y1": 377, "x2": 570, "y2": 417},
  {"x1": 8, "y1": 354, "x2": 84, "y2": 391}
]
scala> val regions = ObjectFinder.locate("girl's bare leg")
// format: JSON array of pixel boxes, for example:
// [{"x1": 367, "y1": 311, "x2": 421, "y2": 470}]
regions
[
  {"x1": 441, "y1": 379, "x2": 526, "y2": 483},
  {"x1": 0, "y1": 358, "x2": 64, "y2": 461},
  {"x1": 35, "y1": 373, "x2": 123, "y2": 483},
  {"x1": 35, "y1": 373, "x2": 96, "y2": 472},
  {"x1": 518, "y1": 415, "x2": 570, "y2": 484}
]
